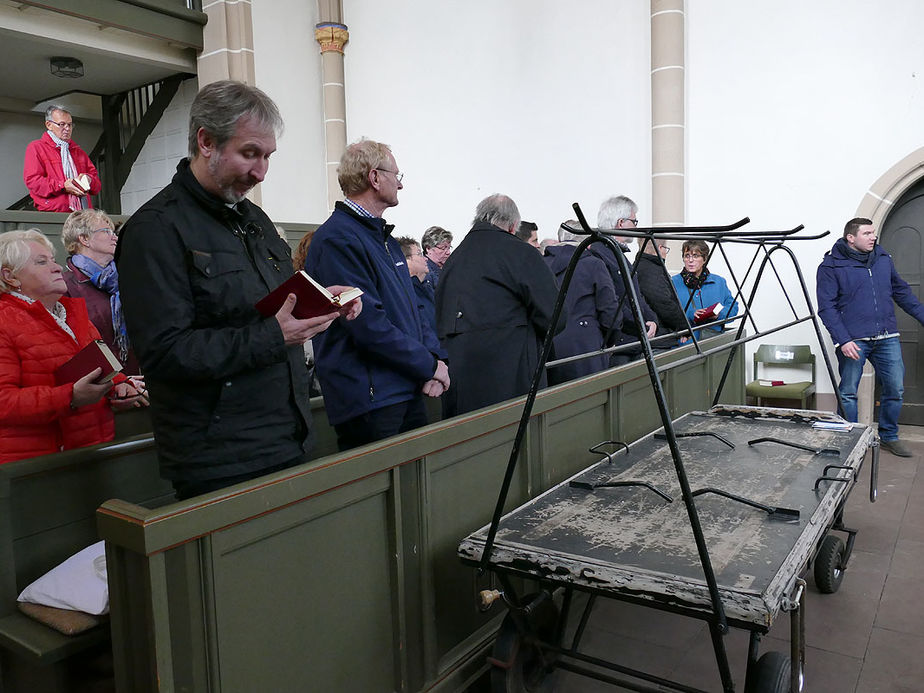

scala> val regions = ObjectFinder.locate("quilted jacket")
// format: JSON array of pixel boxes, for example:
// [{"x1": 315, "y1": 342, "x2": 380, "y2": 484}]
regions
[{"x1": 0, "y1": 294, "x2": 114, "y2": 463}]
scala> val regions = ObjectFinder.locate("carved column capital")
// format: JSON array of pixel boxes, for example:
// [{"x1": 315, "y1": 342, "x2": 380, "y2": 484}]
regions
[{"x1": 315, "y1": 22, "x2": 349, "y2": 53}]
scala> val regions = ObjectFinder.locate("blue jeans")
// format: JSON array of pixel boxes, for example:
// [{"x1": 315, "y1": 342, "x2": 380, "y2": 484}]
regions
[{"x1": 836, "y1": 336, "x2": 904, "y2": 441}]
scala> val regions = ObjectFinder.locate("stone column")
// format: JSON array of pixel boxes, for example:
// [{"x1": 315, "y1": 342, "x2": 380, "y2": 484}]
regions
[
  {"x1": 316, "y1": 1, "x2": 349, "y2": 212},
  {"x1": 650, "y1": 0, "x2": 685, "y2": 264},
  {"x1": 198, "y1": 0, "x2": 256, "y2": 86}
]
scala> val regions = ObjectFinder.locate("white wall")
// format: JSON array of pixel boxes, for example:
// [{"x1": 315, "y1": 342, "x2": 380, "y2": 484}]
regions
[
  {"x1": 250, "y1": 0, "x2": 651, "y2": 242},
  {"x1": 687, "y1": 0, "x2": 924, "y2": 394},
  {"x1": 120, "y1": 78, "x2": 199, "y2": 214}
]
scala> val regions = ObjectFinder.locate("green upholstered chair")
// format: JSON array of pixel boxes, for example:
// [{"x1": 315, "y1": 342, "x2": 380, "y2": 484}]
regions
[{"x1": 745, "y1": 344, "x2": 816, "y2": 409}]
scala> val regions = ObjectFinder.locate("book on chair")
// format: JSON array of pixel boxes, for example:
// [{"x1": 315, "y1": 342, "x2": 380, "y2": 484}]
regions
[
  {"x1": 757, "y1": 379, "x2": 786, "y2": 387},
  {"x1": 694, "y1": 302, "x2": 722, "y2": 325},
  {"x1": 54, "y1": 340, "x2": 122, "y2": 385},
  {"x1": 255, "y1": 271, "x2": 363, "y2": 321}
]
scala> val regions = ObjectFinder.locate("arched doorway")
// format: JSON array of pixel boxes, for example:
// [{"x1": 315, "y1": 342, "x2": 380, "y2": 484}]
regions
[{"x1": 878, "y1": 177, "x2": 924, "y2": 425}]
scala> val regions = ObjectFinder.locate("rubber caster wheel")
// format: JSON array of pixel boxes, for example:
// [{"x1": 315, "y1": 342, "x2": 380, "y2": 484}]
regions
[
  {"x1": 814, "y1": 534, "x2": 845, "y2": 594},
  {"x1": 489, "y1": 593, "x2": 559, "y2": 693},
  {"x1": 747, "y1": 651, "x2": 793, "y2": 693}
]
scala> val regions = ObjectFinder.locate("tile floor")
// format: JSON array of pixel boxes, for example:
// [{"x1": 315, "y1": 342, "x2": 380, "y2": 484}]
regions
[{"x1": 475, "y1": 426, "x2": 924, "y2": 693}]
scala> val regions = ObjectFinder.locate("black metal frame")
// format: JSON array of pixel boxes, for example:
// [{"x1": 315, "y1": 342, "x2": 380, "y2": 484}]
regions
[{"x1": 473, "y1": 204, "x2": 869, "y2": 692}]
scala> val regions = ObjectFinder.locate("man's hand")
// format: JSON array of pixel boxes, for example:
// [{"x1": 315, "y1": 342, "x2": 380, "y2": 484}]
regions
[
  {"x1": 422, "y1": 379, "x2": 445, "y2": 397},
  {"x1": 71, "y1": 368, "x2": 112, "y2": 408},
  {"x1": 432, "y1": 360, "x2": 450, "y2": 389},
  {"x1": 840, "y1": 340, "x2": 861, "y2": 360},
  {"x1": 109, "y1": 379, "x2": 150, "y2": 410},
  {"x1": 63, "y1": 179, "x2": 87, "y2": 196},
  {"x1": 645, "y1": 321, "x2": 657, "y2": 338},
  {"x1": 274, "y1": 294, "x2": 338, "y2": 346},
  {"x1": 326, "y1": 285, "x2": 362, "y2": 321},
  {"x1": 422, "y1": 360, "x2": 450, "y2": 398},
  {"x1": 693, "y1": 308, "x2": 708, "y2": 321}
]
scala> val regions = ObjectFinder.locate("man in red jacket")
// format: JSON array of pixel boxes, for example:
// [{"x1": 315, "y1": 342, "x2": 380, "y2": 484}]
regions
[{"x1": 23, "y1": 105, "x2": 101, "y2": 212}]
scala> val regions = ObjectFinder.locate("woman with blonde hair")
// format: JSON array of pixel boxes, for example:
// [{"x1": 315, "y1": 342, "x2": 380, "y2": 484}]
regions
[
  {"x1": 0, "y1": 229, "x2": 145, "y2": 463},
  {"x1": 61, "y1": 209, "x2": 139, "y2": 373}
]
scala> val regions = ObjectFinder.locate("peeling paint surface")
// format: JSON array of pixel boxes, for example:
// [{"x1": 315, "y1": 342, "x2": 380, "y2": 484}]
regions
[{"x1": 459, "y1": 406, "x2": 874, "y2": 627}]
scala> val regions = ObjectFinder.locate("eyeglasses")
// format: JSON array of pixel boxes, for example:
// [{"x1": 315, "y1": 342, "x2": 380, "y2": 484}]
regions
[
  {"x1": 619, "y1": 218, "x2": 639, "y2": 227},
  {"x1": 433, "y1": 242, "x2": 451, "y2": 252},
  {"x1": 682, "y1": 253, "x2": 704, "y2": 260},
  {"x1": 406, "y1": 250, "x2": 424, "y2": 258},
  {"x1": 658, "y1": 245, "x2": 670, "y2": 254},
  {"x1": 48, "y1": 120, "x2": 73, "y2": 130},
  {"x1": 375, "y1": 168, "x2": 404, "y2": 183},
  {"x1": 91, "y1": 227, "x2": 118, "y2": 238}
]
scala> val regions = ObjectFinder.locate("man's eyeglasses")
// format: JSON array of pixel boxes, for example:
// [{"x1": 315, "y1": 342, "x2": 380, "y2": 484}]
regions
[
  {"x1": 375, "y1": 168, "x2": 404, "y2": 183},
  {"x1": 91, "y1": 227, "x2": 118, "y2": 238},
  {"x1": 48, "y1": 121, "x2": 73, "y2": 130},
  {"x1": 658, "y1": 245, "x2": 670, "y2": 254},
  {"x1": 619, "y1": 218, "x2": 639, "y2": 227},
  {"x1": 683, "y1": 253, "x2": 704, "y2": 260}
]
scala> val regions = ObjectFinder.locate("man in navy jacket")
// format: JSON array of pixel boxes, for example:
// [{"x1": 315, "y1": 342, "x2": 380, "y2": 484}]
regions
[
  {"x1": 817, "y1": 217, "x2": 924, "y2": 457},
  {"x1": 306, "y1": 140, "x2": 448, "y2": 450}
]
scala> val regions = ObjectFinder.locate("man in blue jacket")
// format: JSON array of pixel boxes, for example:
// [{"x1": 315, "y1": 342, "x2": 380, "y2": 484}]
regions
[
  {"x1": 817, "y1": 217, "x2": 924, "y2": 457},
  {"x1": 305, "y1": 140, "x2": 449, "y2": 451}
]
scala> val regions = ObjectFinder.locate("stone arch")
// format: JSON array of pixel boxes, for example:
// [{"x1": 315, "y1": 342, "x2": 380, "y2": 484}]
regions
[{"x1": 856, "y1": 147, "x2": 924, "y2": 226}]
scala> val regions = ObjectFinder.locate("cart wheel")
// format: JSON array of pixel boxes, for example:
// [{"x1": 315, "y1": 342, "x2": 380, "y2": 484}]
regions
[
  {"x1": 814, "y1": 534, "x2": 845, "y2": 594},
  {"x1": 490, "y1": 593, "x2": 559, "y2": 693},
  {"x1": 747, "y1": 651, "x2": 792, "y2": 693}
]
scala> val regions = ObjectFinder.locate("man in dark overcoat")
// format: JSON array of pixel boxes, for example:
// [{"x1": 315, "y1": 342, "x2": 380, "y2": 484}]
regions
[
  {"x1": 544, "y1": 222, "x2": 622, "y2": 384},
  {"x1": 435, "y1": 194, "x2": 562, "y2": 417}
]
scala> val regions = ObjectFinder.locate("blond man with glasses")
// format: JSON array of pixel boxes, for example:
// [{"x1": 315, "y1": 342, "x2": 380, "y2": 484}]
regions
[{"x1": 23, "y1": 105, "x2": 101, "y2": 212}]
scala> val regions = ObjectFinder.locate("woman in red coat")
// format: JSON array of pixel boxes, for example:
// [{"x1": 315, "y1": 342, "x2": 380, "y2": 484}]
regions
[{"x1": 0, "y1": 229, "x2": 145, "y2": 464}]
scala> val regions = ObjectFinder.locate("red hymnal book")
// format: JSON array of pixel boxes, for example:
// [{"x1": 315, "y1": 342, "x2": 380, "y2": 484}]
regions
[
  {"x1": 255, "y1": 271, "x2": 363, "y2": 320},
  {"x1": 694, "y1": 302, "x2": 722, "y2": 325},
  {"x1": 54, "y1": 340, "x2": 122, "y2": 385},
  {"x1": 758, "y1": 379, "x2": 786, "y2": 387}
]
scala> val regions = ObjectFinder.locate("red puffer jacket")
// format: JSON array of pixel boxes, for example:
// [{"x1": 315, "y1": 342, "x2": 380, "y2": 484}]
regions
[{"x1": 0, "y1": 293, "x2": 115, "y2": 464}]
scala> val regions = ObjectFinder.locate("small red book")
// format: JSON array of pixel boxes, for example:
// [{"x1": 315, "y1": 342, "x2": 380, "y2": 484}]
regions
[
  {"x1": 54, "y1": 340, "x2": 122, "y2": 385},
  {"x1": 694, "y1": 302, "x2": 722, "y2": 325},
  {"x1": 758, "y1": 379, "x2": 786, "y2": 387},
  {"x1": 255, "y1": 271, "x2": 363, "y2": 321}
]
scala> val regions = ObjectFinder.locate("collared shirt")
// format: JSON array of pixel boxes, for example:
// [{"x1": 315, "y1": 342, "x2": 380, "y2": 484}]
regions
[{"x1": 343, "y1": 198, "x2": 376, "y2": 219}]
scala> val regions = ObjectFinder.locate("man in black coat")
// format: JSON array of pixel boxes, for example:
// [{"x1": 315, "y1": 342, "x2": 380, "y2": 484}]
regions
[
  {"x1": 544, "y1": 223, "x2": 622, "y2": 384},
  {"x1": 635, "y1": 233, "x2": 688, "y2": 347},
  {"x1": 435, "y1": 194, "x2": 562, "y2": 417},
  {"x1": 592, "y1": 195, "x2": 659, "y2": 364}
]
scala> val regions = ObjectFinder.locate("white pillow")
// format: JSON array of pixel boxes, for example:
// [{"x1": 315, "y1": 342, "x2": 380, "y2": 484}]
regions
[{"x1": 17, "y1": 541, "x2": 109, "y2": 615}]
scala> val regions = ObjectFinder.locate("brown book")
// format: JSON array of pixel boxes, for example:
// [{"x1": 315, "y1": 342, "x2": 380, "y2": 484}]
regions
[
  {"x1": 54, "y1": 340, "x2": 122, "y2": 385},
  {"x1": 255, "y1": 271, "x2": 363, "y2": 320}
]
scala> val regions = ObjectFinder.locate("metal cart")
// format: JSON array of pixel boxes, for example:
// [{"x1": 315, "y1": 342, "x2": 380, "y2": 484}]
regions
[{"x1": 459, "y1": 207, "x2": 879, "y2": 692}]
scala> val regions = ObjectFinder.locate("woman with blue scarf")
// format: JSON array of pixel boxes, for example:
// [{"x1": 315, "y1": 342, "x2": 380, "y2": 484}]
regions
[{"x1": 62, "y1": 210, "x2": 141, "y2": 376}]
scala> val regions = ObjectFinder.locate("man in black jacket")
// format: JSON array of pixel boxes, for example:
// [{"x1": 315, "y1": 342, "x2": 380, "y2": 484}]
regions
[
  {"x1": 116, "y1": 81, "x2": 359, "y2": 499},
  {"x1": 435, "y1": 194, "x2": 562, "y2": 417},
  {"x1": 635, "y1": 232, "x2": 688, "y2": 347}
]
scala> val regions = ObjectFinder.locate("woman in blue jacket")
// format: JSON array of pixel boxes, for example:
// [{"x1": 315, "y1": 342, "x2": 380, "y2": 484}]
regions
[{"x1": 671, "y1": 239, "x2": 738, "y2": 341}]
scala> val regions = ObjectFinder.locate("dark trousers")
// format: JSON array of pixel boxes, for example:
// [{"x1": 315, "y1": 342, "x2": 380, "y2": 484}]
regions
[
  {"x1": 334, "y1": 396, "x2": 428, "y2": 452},
  {"x1": 172, "y1": 455, "x2": 306, "y2": 501}
]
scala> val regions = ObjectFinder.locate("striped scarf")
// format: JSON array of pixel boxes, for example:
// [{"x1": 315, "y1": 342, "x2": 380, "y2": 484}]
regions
[{"x1": 47, "y1": 130, "x2": 87, "y2": 212}]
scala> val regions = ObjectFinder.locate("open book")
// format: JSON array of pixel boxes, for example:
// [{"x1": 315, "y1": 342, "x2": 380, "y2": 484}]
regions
[
  {"x1": 73, "y1": 173, "x2": 92, "y2": 193},
  {"x1": 54, "y1": 340, "x2": 122, "y2": 385},
  {"x1": 694, "y1": 302, "x2": 722, "y2": 325},
  {"x1": 256, "y1": 271, "x2": 363, "y2": 320}
]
